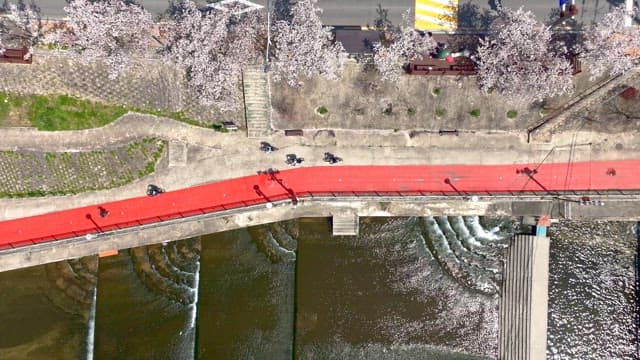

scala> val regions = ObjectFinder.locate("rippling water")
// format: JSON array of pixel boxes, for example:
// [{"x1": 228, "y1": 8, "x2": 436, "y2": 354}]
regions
[
  {"x1": 295, "y1": 216, "x2": 513, "y2": 359},
  {"x1": 94, "y1": 238, "x2": 200, "y2": 359},
  {"x1": 0, "y1": 217, "x2": 637, "y2": 359},
  {"x1": 547, "y1": 221, "x2": 639, "y2": 359}
]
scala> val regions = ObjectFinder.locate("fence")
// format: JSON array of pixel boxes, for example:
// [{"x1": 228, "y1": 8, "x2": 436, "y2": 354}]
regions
[{"x1": 3, "y1": 187, "x2": 640, "y2": 251}]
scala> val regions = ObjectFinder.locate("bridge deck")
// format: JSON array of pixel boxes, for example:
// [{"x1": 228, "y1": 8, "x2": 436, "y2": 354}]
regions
[{"x1": 0, "y1": 160, "x2": 638, "y2": 248}]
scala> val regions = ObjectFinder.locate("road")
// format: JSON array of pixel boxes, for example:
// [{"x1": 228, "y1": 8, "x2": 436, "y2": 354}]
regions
[{"x1": 30, "y1": 0, "x2": 617, "y2": 27}]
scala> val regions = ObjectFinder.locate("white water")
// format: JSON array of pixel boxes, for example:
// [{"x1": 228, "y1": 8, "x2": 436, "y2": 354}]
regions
[
  {"x1": 188, "y1": 261, "x2": 200, "y2": 329},
  {"x1": 86, "y1": 287, "x2": 97, "y2": 360},
  {"x1": 266, "y1": 233, "x2": 296, "y2": 262},
  {"x1": 465, "y1": 216, "x2": 503, "y2": 242}
]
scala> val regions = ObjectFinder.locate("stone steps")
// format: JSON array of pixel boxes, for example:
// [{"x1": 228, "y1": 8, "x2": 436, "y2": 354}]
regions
[
  {"x1": 332, "y1": 213, "x2": 359, "y2": 236},
  {"x1": 499, "y1": 234, "x2": 550, "y2": 360},
  {"x1": 242, "y1": 65, "x2": 271, "y2": 138}
]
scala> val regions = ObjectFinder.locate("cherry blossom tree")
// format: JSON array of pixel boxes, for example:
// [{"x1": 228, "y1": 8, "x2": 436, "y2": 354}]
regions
[
  {"x1": 477, "y1": 6, "x2": 573, "y2": 103},
  {"x1": 581, "y1": 5, "x2": 640, "y2": 79},
  {"x1": 45, "y1": 0, "x2": 153, "y2": 79},
  {"x1": 271, "y1": 0, "x2": 347, "y2": 87},
  {"x1": 165, "y1": 0, "x2": 264, "y2": 110},
  {"x1": 0, "y1": 2, "x2": 42, "y2": 59},
  {"x1": 372, "y1": 10, "x2": 436, "y2": 82}
]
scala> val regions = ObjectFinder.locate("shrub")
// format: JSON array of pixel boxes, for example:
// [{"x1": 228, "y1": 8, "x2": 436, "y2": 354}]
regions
[
  {"x1": 432, "y1": 87, "x2": 442, "y2": 96},
  {"x1": 435, "y1": 107, "x2": 446, "y2": 117},
  {"x1": 506, "y1": 110, "x2": 518, "y2": 119},
  {"x1": 620, "y1": 86, "x2": 637, "y2": 100},
  {"x1": 469, "y1": 109, "x2": 480, "y2": 117},
  {"x1": 316, "y1": 106, "x2": 329, "y2": 115},
  {"x1": 407, "y1": 107, "x2": 416, "y2": 116},
  {"x1": 211, "y1": 123, "x2": 229, "y2": 132},
  {"x1": 382, "y1": 104, "x2": 393, "y2": 116}
]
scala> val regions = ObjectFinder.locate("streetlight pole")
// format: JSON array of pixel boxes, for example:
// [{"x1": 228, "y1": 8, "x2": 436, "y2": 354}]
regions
[
  {"x1": 625, "y1": 0, "x2": 633, "y2": 27},
  {"x1": 265, "y1": 0, "x2": 271, "y2": 71}
]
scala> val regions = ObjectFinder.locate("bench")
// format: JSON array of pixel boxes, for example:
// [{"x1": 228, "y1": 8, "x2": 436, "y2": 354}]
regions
[
  {"x1": 284, "y1": 129, "x2": 304, "y2": 136},
  {"x1": 439, "y1": 129, "x2": 459, "y2": 136}
]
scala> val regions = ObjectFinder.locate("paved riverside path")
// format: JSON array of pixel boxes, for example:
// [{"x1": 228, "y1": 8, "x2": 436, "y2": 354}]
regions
[
  {"x1": 1, "y1": 160, "x2": 639, "y2": 248},
  {"x1": 2, "y1": 110, "x2": 640, "y2": 221}
]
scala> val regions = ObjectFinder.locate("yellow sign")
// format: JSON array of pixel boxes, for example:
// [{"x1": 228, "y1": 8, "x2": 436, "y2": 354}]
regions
[{"x1": 415, "y1": 0, "x2": 458, "y2": 31}]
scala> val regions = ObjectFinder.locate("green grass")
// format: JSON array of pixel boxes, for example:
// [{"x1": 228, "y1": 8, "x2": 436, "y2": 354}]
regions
[
  {"x1": 506, "y1": 110, "x2": 518, "y2": 119},
  {"x1": 0, "y1": 92, "x2": 209, "y2": 130},
  {"x1": 316, "y1": 106, "x2": 329, "y2": 115},
  {"x1": 0, "y1": 93, "x2": 12, "y2": 119},
  {"x1": 29, "y1": 94, "x2": 128, "y2": 130},
  {"x1": 469, "y1": 109, "x2": 481, "y2": 117}
]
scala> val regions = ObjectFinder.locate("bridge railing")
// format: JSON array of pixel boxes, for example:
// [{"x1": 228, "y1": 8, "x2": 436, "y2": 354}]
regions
[{"x1": 4, "y1": 189, "x2": 640, "y2": 251}]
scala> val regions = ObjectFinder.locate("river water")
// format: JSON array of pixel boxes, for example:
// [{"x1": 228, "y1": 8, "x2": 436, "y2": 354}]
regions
[{"x1": 0, "y1": 216, "x2": 637, "y2": 359}]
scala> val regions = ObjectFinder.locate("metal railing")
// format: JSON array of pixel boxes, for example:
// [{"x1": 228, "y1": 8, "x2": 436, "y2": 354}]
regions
[{"x1": 5, "y1": 188, "x2": 640, "y2": 251}]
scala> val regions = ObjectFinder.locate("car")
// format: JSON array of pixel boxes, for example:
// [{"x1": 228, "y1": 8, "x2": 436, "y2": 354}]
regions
[
  {"x1": 147, "y1": 184, "x2": 164, "y2": 196},
  {"x1": 260, "y1": 142, "x2": 278, "y2": 153}
]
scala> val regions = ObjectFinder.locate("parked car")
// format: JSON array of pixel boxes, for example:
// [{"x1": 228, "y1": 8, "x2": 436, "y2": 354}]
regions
[{"x1": 147, "y1": 184, "x2": 164, "y2": 196}]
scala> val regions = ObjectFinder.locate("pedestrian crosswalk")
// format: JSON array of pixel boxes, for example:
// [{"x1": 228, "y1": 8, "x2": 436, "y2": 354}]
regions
[{"x1": 415, "y1": 0, "x2": 459, "y2": 32}]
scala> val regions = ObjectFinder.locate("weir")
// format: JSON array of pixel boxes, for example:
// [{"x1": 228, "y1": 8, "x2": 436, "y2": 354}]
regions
[{"x1": 499, "y1": 235, "x2": 550, "y2": 360}]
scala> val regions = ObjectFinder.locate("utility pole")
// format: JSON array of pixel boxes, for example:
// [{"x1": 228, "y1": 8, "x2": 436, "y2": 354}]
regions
[
  {"x1": 625, "y1": 0, "x2": 634, "y2": 27},
  {"x1": 265, "y1": 0, "x2": 271, "y2": 71}
]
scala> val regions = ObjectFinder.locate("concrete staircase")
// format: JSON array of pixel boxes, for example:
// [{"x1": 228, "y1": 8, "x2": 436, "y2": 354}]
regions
[
  {"x1": 499, "y1": 235, "x2": 550, "y2": 360},
  {"x1": 332, "y1": 213, "x2": 359, "y2": 236},
  {"x1": 242, "y1": 65, "x2": 271, "y2": 138},
  {"x1": 529, "y1": 67, "x2": 640, "y2": 142}
]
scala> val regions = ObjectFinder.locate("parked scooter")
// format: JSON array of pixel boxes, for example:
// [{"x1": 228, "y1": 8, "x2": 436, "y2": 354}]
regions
[
  {"x1": 323, "y1": 152, "x2": 343, "y2": 164},
  {"x1": 285, "y1": 154, "x2": 304, "y2": 166}
]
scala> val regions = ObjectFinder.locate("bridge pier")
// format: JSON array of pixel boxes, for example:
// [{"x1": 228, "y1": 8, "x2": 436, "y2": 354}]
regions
[{"x1": 499, "y1": 235, "x2": 550, "y2": 360}]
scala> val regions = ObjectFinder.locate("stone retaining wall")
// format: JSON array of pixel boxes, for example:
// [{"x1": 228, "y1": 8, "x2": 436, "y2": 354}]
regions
[{"x1": 0, "y1": 50, "x2": 218, "y2": 121}]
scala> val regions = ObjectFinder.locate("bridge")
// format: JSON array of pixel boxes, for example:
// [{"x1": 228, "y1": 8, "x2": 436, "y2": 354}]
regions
[{"x1": 0, "y1": 160, "x2": 638, "y2": 359}]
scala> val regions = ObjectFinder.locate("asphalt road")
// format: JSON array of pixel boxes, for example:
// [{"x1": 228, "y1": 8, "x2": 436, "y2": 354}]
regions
[{"x1": 30, "y1": 0, "x2": 621, "y2": 26}]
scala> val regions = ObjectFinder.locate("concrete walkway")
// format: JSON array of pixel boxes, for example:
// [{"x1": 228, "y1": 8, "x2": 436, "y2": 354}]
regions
[{"x1": 1, "y1": 112, "x2": 640, "y2": 220}]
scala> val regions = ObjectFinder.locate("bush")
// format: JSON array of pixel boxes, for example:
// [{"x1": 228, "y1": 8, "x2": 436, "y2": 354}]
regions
[
  {"x1": 506, "y1": 110, "x2": 518, "y2": 119},
  {"x1": 469, "y1": 109, "x2": 480, "y2": 117},
  {"x1": 316, "y1": 106, "x2": 329, "y2": 115},
  {"x1": 212, "y1": 123, "x2": 228, "y2": 132},
  {"x1": 620, "y1": 86, "x2": 637, "y2": 100},
  {"x1": 382, "y1": 104, "x2": 393, "y2": 116},
  {"x1": 435, "y1": 107, "x2": 446, "y2": 117},
  {"x1": 407, "y1": 107, "x2": 416, "y2": 116},
  {"x1": 432, "y1": 87, "x2": 441, "y2": 96}
]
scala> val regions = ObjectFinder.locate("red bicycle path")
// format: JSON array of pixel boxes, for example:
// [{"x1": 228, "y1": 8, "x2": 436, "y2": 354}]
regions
[{"x1": 0, "y1": 160, "x2": 638, "y2": 249}]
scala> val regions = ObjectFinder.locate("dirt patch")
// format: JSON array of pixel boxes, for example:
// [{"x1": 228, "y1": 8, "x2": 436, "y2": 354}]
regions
[{"x1": 271, "y1": 62, "x2": 543, "y2": 131}]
